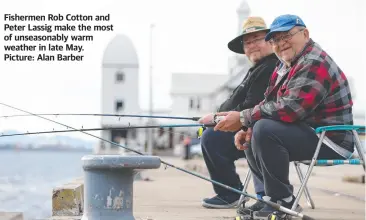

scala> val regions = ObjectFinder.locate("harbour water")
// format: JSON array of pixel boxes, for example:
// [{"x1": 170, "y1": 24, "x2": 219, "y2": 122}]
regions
[{"x1": 0, "y1": 150, "x2": 90, "y2": 220}]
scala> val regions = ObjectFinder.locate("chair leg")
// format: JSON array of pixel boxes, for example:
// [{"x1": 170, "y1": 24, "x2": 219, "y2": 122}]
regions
[
  {"x1": 291, "y1": 131, "x2": 326, "y2": 210},
  {"x1": 294, "y1": 162, "x2": 315, "y2": 209},
  {"x1": 352, "y1": 130, "x2": 365, "y2": 170},
  {"x1": 238, "y1": 169, "x2": 252, "y2": 206}
]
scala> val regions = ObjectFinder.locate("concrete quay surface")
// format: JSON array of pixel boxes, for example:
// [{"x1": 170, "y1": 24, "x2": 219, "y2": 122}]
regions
[
  {"x1": 47, "y1": 156, "x2": 364, "y2": 220},
  {"x1": 0, "y1": 212, "x2": 24, "y2": 220},
  {"x1": 132, "y1": 157, "x2": 365, "y2": 220}
]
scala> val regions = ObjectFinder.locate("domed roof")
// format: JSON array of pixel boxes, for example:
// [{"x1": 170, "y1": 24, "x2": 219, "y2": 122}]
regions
[
  {"x1": 237, "y1": 0, "x2": 250, "y2": 13},
  {"x1": 102, "y1": 34, "x2": 139, "y2": 65}
]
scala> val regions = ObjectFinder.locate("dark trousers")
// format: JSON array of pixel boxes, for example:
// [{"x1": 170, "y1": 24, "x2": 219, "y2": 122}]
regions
[
  {"x1": 245, "y1": 119, "x2": 345, "y2": 200},
  {"x1": 201, "y1": 127, "x2": 264, "y2": 196},
  {"x1": 184, "y1": 144, "x2": 191, "y2": 160}
]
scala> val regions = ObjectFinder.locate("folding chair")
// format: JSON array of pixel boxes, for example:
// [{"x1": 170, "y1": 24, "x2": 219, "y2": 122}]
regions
[
  {"x1": 238, "y1": 168, "x2": 252, "y2": 207},
  {"x1": 237, "y1": 125, "x2": 365, "y2": 211},
  {"x1": 291, "y1": 125, "x2": 365, "y2": 211},
  {"x1": 238, "y1": 169, "x2": 316, "y2": 210}
]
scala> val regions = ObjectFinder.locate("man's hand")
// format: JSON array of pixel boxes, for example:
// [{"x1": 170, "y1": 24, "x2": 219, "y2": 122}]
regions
[
  {"x1": 234, "y1": 130, "x2": 248, "y2": 150},
  {"x1": 198, "y1": 113, "x2": 214, "y2": 124},
  {"x1": 234, "y1": 128, "x2": 252, "y2": 150},
  {"x1": 213, "y1": 111, "x2": 242, "y2": 132}
]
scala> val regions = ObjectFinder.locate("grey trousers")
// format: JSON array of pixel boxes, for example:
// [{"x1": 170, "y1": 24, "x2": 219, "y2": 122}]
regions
[{"x1": 244, "y1": 119, "x2": 345, "y2": 200}]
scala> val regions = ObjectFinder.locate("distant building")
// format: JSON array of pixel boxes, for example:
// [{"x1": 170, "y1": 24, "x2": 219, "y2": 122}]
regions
[
  {"x1": 228, "y1": 0, "x2": 251, "y2": 77},
  {"x1": 97, "y1": 34, "x2": 179, "y2": 155},
  {"x1": 99, "y1": 34, "x2": 144, "y2": 154},
  {"x1": 169, "y1": 0, "x2": 251, "y2": 134},
  {"x1": 170, "y1": 73, "x2": 228, "y2": 117}
]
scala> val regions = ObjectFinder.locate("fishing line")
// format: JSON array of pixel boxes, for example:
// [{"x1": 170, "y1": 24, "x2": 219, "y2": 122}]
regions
[{"x1": 0, "y1": 102, "x2": 315, "y2": 220}]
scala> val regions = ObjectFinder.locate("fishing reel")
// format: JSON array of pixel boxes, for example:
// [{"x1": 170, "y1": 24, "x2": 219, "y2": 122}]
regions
[
  {"x1": 234, "y1": 199, "x2": 252, "y2": 220},
  {"x1": 197, "y1": 126, "x2": 206, "y2": 138},
  {"x1": 234, "y1": 216, "x2": 252, "y2": 220},
  {"x1": 267, "y1": 212, "x2": 293, "y2": 220},
  {"x1": 233, "y1": 211, "x2": 293, "y2": 220},
  {"x1": 197, "y1": 115, "x2": 225, "y2": 138}
]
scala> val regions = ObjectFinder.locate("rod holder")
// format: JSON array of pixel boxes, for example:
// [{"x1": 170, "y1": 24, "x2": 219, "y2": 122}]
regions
[{"x1": 81, "y1": 155, "x2": 161, "y2": 220}]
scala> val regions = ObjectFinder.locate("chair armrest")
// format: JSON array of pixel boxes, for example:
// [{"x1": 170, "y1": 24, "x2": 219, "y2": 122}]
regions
[{"x1": 315, "y1": 125, "x2": 365, "y2": 134}]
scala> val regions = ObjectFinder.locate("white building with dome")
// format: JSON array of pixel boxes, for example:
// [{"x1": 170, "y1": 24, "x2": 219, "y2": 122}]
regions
[{"x1": 98, "y1": 34, "x2": 146, "y2": 154}]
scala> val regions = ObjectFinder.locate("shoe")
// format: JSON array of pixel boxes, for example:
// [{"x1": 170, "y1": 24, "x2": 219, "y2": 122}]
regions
[
  {"x1": 252, "y1": 196, "x2": 302, "y2": 219},
  {"x1": 236, "y1": 200, "x2": 266, "y2": 216},
  {"x1": 202, "y1": 194, "x2": 240, "y2": 209}
]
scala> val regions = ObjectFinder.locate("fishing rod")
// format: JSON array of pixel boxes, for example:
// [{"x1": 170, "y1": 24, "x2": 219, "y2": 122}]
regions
[
  {"x1": 0, "y1": 113, "x2": 201, "y2": 121},
  {"x1": 0, "y1": 103, "x2": 314, "y2": 220},
  {"x1": 0, "y1": 124, "x2": 212, "y2": 137}
]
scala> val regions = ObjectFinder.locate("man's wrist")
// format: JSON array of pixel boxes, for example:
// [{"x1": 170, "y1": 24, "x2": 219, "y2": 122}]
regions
[
  {"x1": 212, "y1": 113, "x2": 217, "y2": 123},
  {"x1": 240, "y1": 109, "x2": 252, "y2": 127},
  {"x1": 240, "y1": 111, "x2": 245, "y2": 126}
]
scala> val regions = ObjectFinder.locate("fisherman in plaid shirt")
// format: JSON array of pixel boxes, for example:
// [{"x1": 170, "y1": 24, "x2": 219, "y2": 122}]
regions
[{"x1": 213, "y1": 14, "x2": 354, "y2": 218}]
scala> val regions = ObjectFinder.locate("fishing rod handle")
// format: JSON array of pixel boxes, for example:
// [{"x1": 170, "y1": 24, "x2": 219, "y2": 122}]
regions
[{"x1": 192, "y1": 115, "x2": 224, "y2": 123}]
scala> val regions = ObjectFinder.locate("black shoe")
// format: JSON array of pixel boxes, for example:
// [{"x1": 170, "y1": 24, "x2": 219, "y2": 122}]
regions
[
  {"x1": 202, "y1": 194, "x2": 240, "y2": 209},
  {"x1": 252, "y1": 196, "x2": 302, "y2": 219}
]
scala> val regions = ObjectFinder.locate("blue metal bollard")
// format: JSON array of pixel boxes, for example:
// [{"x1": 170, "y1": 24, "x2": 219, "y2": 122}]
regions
[{"x1": 81, "y1": 155, "x2": 161, "y2": 220}]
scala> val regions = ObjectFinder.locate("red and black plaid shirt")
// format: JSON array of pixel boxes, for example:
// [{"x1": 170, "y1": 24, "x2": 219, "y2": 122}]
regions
[{"x1": 242, "y1": 39, "x2": 354, "y2": 152}]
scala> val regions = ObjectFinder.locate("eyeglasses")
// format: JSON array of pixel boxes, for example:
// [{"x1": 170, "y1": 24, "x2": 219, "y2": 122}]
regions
[
  {"x1": 243, "y1": 37, "x2": 265, "y2": 47},
  {"x1": 268, "y1": 29, "x2": 304, "y2": 46}
]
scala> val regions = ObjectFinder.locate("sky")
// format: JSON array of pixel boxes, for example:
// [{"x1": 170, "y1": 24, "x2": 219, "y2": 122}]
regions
[{"x1": 0, "y1": 0, "x2": 365, "y2": 141}]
